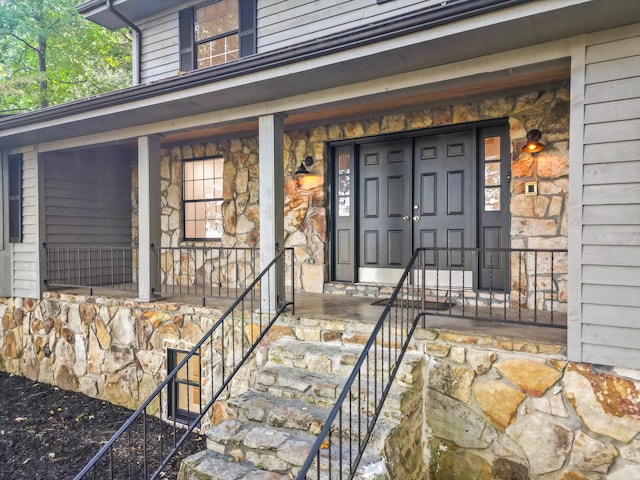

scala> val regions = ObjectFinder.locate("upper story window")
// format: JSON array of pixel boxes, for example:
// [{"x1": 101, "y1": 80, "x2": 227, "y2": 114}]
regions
[
  {"x1": 179, "y1": 0, "x2": 256, "y2": 72},
  {"x1": 195, "y1": 0, "x2": 239, "y2": 68}
]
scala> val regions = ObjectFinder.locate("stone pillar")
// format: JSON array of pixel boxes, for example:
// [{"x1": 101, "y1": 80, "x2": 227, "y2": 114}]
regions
[
  {"x1": 259, "y1": 114, "x2": 285, "y2": 310},
  {"x1": 137, "y1": 136, "x2": 161, "y2": 302}
]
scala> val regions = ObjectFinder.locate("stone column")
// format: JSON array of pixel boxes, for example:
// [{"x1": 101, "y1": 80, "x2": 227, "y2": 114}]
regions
[
  {"x1": 259, "y1": 114, "x2": 285, "y2": 310},
  {"x1": 137, "y1": 135, "x2": 161, "y2": 302}
]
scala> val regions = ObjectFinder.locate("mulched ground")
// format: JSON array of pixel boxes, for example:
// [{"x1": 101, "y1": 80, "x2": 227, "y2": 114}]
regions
[{"x1": 0, "y1": 372, "x2": 206, "y2": 479}]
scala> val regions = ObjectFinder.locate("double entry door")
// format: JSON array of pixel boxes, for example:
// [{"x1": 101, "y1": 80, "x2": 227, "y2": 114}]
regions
[{"x1": 333, "y1": 126, "x2": 509, "y2": 290}]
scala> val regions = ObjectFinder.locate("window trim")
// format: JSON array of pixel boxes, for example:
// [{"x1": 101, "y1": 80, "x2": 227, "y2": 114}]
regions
[
  {"x1": 167, "y1": 348, "x2": 201, "y2": 425},
  {"x1": 182, "y1": 156, "x2": 224, "y2": 241},
  {"x1": 179, "y1": 0, "x2": 256, "y2": 73},
  {"x1": 8, "y1": 154, "x2": 22, "y2": 243}
]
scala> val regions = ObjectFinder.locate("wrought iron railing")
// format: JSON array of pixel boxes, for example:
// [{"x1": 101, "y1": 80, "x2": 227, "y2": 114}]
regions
[
  {"x1": 297, "y1": 246, "x2": 567, "y2": 478},
  {"x1": 154, "y1": 246, "x2": 260, "y2": 299},
  {"x1": 44, "y1": 244, "x2": 137, "y2": 292},
  {"x1": 297, "y1": 248, "x2": 425, "y2": 479},
  {"x1": 415, "y1": 246, "x2": 568, "y2": 328},
  {"x1": 74, "y1": 247, "x2": 294, "y2": 480}
]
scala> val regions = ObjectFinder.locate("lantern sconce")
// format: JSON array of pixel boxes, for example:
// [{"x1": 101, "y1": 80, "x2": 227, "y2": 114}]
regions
[
  {"x1": 295, "y1": 156, "x2": 314, "y2": 175},
  {"x1": 521, "y1": 129, "x2": 545, "y2": 154}
]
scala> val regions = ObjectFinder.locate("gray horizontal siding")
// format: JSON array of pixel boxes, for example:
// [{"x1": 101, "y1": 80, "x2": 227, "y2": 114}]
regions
[
  {"x1": 12, "y1": 152, "x2": 40, "y2": 298},
  {"x1": 43, "y1": 149, "x2": 132, "y2": 247},
  {"x1": 139, "y1": 9, "x2": 181, "y2": 82},
  {"x1": 258, "y1": 0, "x2": 439, "y2": 52},
  {"x1": 579, "y1": 27, "x2": 640, "y2": 368},
  {"x1": 136, "y1": 0, "x2": 450, "y2": 81}
]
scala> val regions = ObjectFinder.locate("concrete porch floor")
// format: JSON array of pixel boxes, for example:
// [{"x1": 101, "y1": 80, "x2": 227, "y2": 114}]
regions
[
  {"x1": 46, "y1": 286, "x2": 567, "y2": 348},
  {"x1": 290, "y1": 292, "x2": 567, "y2": 347}
]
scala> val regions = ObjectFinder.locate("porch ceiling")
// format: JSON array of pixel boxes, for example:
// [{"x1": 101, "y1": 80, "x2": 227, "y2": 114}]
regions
[
  {"x1": 162, "y1": 59, "x2": 570, "y2": 145},
  {"x1": 1, "y1": 0, "x2": 638, "y2": 150}
]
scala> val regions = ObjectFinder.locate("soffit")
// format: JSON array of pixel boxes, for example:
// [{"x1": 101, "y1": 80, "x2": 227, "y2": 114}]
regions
[{"x1": 76, "y1": 0, "x2": 187, "y2": 29}]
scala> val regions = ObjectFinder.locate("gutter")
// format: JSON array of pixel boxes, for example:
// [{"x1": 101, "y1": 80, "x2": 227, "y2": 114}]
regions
[
  {"x1": 106, "y1": 0, "x2": 141, "y2": 85},
  {"x1": 0, "y1": 0, "x2": 532, "y2": 130}
]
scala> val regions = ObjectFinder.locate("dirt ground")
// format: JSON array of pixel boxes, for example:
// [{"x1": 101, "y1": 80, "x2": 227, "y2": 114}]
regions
[{"x1": 0, "y1": 372, "x2": 205, "y2": 479}]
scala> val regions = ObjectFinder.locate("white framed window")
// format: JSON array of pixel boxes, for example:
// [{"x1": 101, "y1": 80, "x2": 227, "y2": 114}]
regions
[{"x1": 183, "y1": 157, "x2": 224, "y2": 240}]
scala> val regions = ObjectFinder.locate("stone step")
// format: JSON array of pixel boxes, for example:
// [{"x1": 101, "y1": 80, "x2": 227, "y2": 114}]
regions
[
  {"x1": 205, "y1": 418, "x2": 318, "y2": 474},
  {"x1": 250, "y1": 364, "x2": 419, "y2": 427},
  {"x1": 267, "y1": 338, "x2": 364, "y2": 377},
  {"x1": 178, "y1": 449, "x2": 290, "y2": 480},
  {"x1": 218, "y1": 390, "x2": 328, "y2": 435},
  {"x1": 264, "y1": 338, "x2": 419, "y2": 385},
  {"x1": 205, "y1": 416, "x2": 395, "y2": 479}
]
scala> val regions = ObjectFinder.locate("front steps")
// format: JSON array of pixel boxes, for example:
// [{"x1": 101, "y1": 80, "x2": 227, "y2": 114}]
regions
[{"x1": 179, "y1": 317, "x2": 423, "y2": 480}]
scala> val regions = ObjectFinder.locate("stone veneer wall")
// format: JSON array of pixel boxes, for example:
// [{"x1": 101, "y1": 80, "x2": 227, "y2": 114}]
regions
[
  {"x1": 413, "y1": 328, "x2": 640, "y2": 479},
  {"x1": 0, "y1": 294, "x2": 246, "y2": 425},
  {"x1": 2, "y1": 294, "x2": 639, "y2": 478},
  {"x1": 132, "y1": 88, "x2": 569, "y2": 305}
]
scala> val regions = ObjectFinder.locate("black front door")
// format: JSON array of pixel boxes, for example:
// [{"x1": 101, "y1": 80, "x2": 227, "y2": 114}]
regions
[
  {"x1": 332, "y1": 123, "x2": 510, "y2": 290},
  {"x1": 357, "y1": 130, "x2": 474, "y2": 284}
]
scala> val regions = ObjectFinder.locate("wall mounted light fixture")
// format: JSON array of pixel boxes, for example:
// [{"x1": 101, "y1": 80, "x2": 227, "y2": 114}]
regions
[
  {"x1": 295, "y1": 156, "x2": 314, "y2": 175},
  {"x1": 521, "y1": 129, "x2": 545, "y2": 153}
]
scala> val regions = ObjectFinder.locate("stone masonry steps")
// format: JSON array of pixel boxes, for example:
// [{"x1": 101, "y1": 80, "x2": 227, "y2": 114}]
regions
[
  {"x1": 179, "y1": 449, "x2": 290, "y2": 480},
  {"x1": 179, "y1": 320, "x2": 424, "y2": 480}
]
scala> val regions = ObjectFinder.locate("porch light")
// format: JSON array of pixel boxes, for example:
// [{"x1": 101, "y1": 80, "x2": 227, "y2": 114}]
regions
[
  {"x1": 295, "y1": 156, "x2": 314, "y2": 175},
  {"x1": 521, "y1": 129, "x2": 545, "y2": 153}
]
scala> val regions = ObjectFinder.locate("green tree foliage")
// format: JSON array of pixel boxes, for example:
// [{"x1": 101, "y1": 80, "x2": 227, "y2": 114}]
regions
[{"x1": 0, "y1": 0, "x2": 131, "y2": 112}]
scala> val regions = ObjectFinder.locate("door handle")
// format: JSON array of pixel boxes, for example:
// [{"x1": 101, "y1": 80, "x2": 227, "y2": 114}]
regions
[
  {"x1": 413, "y1": 216, "x2": 420, "y2": 222},
  {"x1": 402, "y1": 215, "x2": 411, "y2": 222}
]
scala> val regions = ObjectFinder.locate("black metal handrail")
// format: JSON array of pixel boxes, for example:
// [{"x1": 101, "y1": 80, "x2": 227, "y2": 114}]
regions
[
  {"x1": 297, "y1": 248, "x2": 425, "y2": 479},
  {"x1": 297, "y1": 246, "x2": 567, "y2": 478},
  {"x1": 74, "y1": 247, "x2": 294, "y2": 480}
]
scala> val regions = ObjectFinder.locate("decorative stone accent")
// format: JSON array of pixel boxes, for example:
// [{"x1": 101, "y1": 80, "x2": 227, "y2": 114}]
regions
[
  {"x1": 474, "y1": 380, "x2": 525, "y2": 430},
  {"x1": 428, "y1": 360, "x2": 474, "y2": 404},
  {"x1": 426, "y1": 389, "x2": 496, "y2": 448},
  {"x1": 506, "y1": 412, "x2": 573, "y2": 475},
  {"x1": 570, "y1": 431, "x2": 618, "y2": 474},
  {"x1": 564, "y1": 363, "x2": 640, "y2": 442},
  {"x1": 495, "y1": 358, "x2": 562, "y2": 396},
  {"x1": 430, "y1": 440, "x2": 492, "y2": 479}
]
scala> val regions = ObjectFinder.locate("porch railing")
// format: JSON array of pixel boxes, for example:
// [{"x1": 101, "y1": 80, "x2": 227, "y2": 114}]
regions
[
  {"x1": 415, "y1": 246, "x2": 568, "y2": 328},
  {"x1": 297, "y1": 246, "x2": 567, "y2": 478},
  {"x1": 154, "y1": 245, "x2": 260, "y2": 298},
  {"x1": 74, "y1": 247, "x2": 294, "y2": 480},
  {"x1": 44, "y1": 244, "x2": 137, "y2": 292}
]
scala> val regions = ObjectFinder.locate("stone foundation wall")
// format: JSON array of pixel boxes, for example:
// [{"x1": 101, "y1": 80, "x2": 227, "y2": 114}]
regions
[
  {"x1": 414, "y1": 329, "x2": 640, "y2": 479},
  {"x1": 0, "y1": 294, "x2": 230, "y2": 415},
  {"x1": 131, "y1": 88, "x2": 569, "y2": 306}
]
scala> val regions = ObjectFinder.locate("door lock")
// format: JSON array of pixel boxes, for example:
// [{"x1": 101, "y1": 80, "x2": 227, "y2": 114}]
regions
[{"x1": 413, "y1": 216, "x2": 420, "y2": 222}]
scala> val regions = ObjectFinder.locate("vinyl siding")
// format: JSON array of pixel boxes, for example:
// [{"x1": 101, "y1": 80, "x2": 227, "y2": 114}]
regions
[
  {"x1": 580, "y1": 26, "x2": 640, "y2": 368},
  {"x1": 137, "y1": 0, "x2": 449, "y2": 83},
  {"x1": 43, "y1": 149, "x2": 132, "y2": 246},
  {"x1": 140, "y1": 13, "x2": 180, "y2": 83},
  {"x1": 0, "y1": 158, "x2": 8, "y2": 295},
  {"x1": 257, "y1": 0, "x2": 435, "y2": 52},
  {"x1": 12, "y1": 151, "x2": 41, "y2": 298}
]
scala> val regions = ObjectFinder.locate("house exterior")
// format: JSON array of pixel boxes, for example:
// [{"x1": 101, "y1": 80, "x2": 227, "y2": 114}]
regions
[{"x1": 1, "y1": 0, "x2": 640, "y2": 478}]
